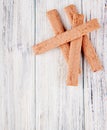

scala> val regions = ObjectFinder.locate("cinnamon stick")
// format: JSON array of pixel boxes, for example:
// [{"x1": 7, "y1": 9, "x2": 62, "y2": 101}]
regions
[
  {"x1": 65, "y1": 5, "x2": 103, "y2": 72},
  {"x1": 47, "y1": 9, "x2": 70, "y2": 63},
  {"x1": 33, "y1": 19, "x2": 100, "y2": 55}
]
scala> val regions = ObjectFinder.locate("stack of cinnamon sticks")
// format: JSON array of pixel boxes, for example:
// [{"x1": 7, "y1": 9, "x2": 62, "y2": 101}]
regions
[{"x1": 33, "y1": 5, "x2": 103, "y2": 86}]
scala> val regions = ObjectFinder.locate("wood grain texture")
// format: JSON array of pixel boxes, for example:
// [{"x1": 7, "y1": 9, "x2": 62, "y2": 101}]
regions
[
  {"x1": 36, "y1": 0, "x2": 84, "y2": 130},
  {"x1": 82, "y1": 0, "x2": 107, "y2": 130},
  {"x1": 0, "y1": 0, "x2": 107, "y2": 130},
  {"x1": 0, "y1": 0, "x2": 35, "y2": 130}
]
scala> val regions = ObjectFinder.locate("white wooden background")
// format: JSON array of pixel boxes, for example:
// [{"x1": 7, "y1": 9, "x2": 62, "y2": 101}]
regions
[{"x1": 0, "y1": 0, "x2": 107, "y2": 130}]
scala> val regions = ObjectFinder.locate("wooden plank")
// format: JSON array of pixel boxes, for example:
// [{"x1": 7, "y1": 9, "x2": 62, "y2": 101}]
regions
[
  {"x1": 0, "y1": 0, "x2": 35, "y2": 130},
  {"x1": 36, "y1": 0, "x2": 84, "y2": 130},
  {"x1": 82, "y1": 0, "x2": 107, "y2": 130}
]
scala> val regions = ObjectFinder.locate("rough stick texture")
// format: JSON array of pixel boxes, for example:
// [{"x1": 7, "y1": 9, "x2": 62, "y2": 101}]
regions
[
  {"x1": 82, "y1": 35, "x2": 103, "y2": 71},
  {"x1": 47, "y1": 9, "x2": 70, "y2": 63},
  {"x1": 33, "y1": 19, "x2": 100, "y2": 55},
  {"x1": 66, "y1": 14, "x2": 83, "y2": 86},
  {"x1": 64, "y1": 5, "x2": 78, "y2": 25},
  {"x1": 65, "y1": 4, "x2": 103, "y2": 72}
]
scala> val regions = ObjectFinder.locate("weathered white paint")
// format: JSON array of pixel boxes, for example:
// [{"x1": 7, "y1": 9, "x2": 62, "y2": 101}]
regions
[
  {"x1": 36, "y1": 1, "x2": 84, "y2": 130},
  {"x1": 83, "y1": 0, "x2": 107, "y2": 130},
  {"x1": 0, "y1": 0, "x2": 107, "y2": 129},
  {"x1": 0, "y1": 0, "x2": 35, "y2": 130}
]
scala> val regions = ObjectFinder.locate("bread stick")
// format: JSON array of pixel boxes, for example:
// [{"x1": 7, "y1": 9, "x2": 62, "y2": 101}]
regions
[
  {"x1": 33, "y1": 19, "x2": 100, "y2": 55},
  {"x1": 64, "y1": 5, "x2": 78, "y2": 25},
  {"x1": 66, "y1": 14, "x2": 84, "y2": 86},
  {"x1": 82, "y1": 35, "x2": 103, "y2": 71},
  {"x1": 65, "y1": 5, "x2": 103, "y2": 72},
  {"x1": 47, "y1": 9, "x2": 70, "y2": 63}
]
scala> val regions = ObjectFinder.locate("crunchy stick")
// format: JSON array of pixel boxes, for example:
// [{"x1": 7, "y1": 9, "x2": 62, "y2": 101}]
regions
[
  {"x1": 66, "y1": 14, "x2": 84, "y2": 86},
  {"x1": 82, "y1": 35, "x2": 103, "y2": 71},
  {"x1": 47, "y1": 9, "x2": 70, "y2": 63},
  {"x1": 65, "y1": 5, "x2": 103, "y2": 72},
  {"x1": 33, "y1": 19, "x2": 100, "y2": 55}
]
